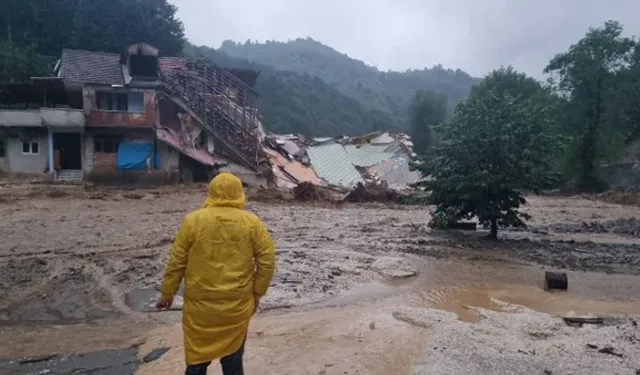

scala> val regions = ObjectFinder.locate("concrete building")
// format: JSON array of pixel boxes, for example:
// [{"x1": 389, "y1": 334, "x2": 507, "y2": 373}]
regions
[{"x1": 0, "y1": 42, "x2": 263, "y2": 184}]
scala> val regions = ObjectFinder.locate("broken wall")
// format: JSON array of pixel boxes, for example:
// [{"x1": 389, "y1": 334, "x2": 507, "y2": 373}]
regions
[
  {"x1": 83, "y1": 128, "x2": 179, "y2": 184},
  {"x1": 83, "y1": 86, "x2": 158, "y2": 128}
]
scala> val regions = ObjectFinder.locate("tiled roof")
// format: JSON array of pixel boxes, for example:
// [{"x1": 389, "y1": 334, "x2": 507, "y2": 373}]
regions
[
  {"x1": 307, "y1": 142, "x2": 363, "y2": 187},
  {"x1": 158, "y1": 57, "x2": 188, "y2": 71},
  {"x1": 58, "y1": 49, "x2": 124, "y2": 85}
]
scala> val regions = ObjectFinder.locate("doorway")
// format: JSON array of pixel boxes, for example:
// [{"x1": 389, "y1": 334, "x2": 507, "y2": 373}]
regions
[{"x1": 54, "y1": 133, "x2": 82, "y2": 170}]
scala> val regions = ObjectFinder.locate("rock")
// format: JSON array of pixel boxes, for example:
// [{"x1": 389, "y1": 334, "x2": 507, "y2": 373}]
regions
[{"x1": 371, "y1": 257, "x2": 417, "y2": 279}]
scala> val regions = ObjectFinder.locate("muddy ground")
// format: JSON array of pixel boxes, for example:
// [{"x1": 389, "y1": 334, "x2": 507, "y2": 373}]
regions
[{"x1": 0, "y1": 183, "x2": 639, "y2": 374}]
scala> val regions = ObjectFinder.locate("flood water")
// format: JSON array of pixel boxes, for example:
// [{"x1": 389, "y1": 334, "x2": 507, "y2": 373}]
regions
[{"x1": 315, "y1": 256, "x2": 640, "y2": 323}]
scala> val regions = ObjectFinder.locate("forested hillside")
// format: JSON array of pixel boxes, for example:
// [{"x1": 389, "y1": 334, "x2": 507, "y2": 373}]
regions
[
  {"x1": 0, "y1": 0, "x2": 402, "y2": 136},
  {"x1": 220, "y1": 38, "x2": 481, "y2": 124}
]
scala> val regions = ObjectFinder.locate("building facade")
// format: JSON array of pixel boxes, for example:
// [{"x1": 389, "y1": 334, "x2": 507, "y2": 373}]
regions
[{"x1": 0, "y1": 42, "x2": 263, "y2": 184}]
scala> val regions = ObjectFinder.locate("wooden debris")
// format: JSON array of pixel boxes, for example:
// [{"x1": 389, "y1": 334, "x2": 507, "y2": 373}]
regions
[
  {"x1": 561, "y1": 316, "x2": 604, "y2": 328},
  {"x1": 598, "y1": 345, "x2": 624, "y2": 358}
]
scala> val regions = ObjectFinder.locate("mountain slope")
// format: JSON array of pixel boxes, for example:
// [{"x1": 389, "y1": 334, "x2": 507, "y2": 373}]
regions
[
  {"x1": 219, "y1": 38, "x2": 481, "y2": 124},
  {"x1": 185, "y1": 43, "x2": 397, "y2": 136}
]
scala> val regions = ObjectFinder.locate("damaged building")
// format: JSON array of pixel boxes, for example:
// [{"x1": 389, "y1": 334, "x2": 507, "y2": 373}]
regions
[
  {"x1": 0, "y1": 43, "x2": 264, "y2": 183},
  {"x1": 262, "y1": 131, "x2": 420, "y2": 191}
]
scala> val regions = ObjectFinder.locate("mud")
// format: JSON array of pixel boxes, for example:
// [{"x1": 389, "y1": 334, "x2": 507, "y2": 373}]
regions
[
  {"x1": 0, "y1": 348, "x2": 140, "y2": 374},
  {"x1": 0, "y1": 186, "x2": 639, "y2": 373},
  {"x1": 535, "y1": 217, "x2": 640, "y2": 236}
]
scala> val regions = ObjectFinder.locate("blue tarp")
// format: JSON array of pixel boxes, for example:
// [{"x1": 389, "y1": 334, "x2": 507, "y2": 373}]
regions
[{"x1": 116, "y1": 142, "x2": 160, "y2": 170}]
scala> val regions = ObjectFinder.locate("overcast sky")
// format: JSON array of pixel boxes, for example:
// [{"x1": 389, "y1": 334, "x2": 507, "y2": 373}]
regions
[{"x1": 171, "y1": 0, "x2": 640, "y2": 78}]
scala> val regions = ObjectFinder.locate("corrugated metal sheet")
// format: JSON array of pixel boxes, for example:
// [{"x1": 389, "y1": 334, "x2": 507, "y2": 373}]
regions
[
  {"x1": 368, "y1": 157, "x2": 420, "y2": 189},
  {"x1": 311, "y1": 137, "x2": 335, "y2": 144},
  {"x1": 344, "y1": 144, "x2": 396, "y2": 167},
  {"x1": 307, "y1": 142, "x2": 363, "y2": 187},
  {"x1": 264, "y1": 148, "x2": 324, "y2": 186},
  {"x1": 370, "y1": 132, "x2": 395, "y2": 144}
]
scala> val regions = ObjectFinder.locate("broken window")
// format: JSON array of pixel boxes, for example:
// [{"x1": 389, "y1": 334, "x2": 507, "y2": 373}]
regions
[
  {"x1": 22, "y1": 141, "x2": 39, "y2": 155},
  {"x1": 127, "y1": 92, "x2": 144, "y2": 112},
  {"x1": 95, "y1": 91, "x2": 144, "y2": 112},
  {"x1": 94, "y1": 135, "x2": 123, "y2": 153}
]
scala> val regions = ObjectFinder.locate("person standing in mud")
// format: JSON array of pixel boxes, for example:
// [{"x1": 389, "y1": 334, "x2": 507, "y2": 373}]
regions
[{"x1": 156, "y1": 172, "x2": 276, "y2": 375}]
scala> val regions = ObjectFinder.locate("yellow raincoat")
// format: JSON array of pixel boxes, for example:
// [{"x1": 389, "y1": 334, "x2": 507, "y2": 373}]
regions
[{"x1": 160, "y1": 173, "x2": 276, "y2": 365}]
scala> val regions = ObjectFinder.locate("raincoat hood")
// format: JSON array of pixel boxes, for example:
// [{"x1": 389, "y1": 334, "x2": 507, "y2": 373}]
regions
[{"x1": 202, "y1": 173, "x2": 246, "y2": 209}]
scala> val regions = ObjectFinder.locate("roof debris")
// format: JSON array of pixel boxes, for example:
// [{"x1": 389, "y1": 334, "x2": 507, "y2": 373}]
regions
[{"x1": 263, "y1": 131, "x2": 421, "y2": 192}]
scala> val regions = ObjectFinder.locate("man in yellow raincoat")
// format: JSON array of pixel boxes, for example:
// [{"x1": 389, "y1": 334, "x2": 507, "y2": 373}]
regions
[{"x1": 156, "y1": 172, "x2": 276, "y2": 375}]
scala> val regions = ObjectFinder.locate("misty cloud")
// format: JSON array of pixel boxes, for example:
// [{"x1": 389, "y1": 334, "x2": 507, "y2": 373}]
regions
[{"x1": 172, "y1": 0, "x2": 640, "y2": 77}]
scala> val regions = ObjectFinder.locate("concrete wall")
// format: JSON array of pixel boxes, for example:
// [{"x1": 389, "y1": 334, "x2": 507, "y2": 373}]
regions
[
  {"x1": 41, "y1": 108, "x2": 85, "y2": 128},
  {"x1": 0, "y1": 110, "x2": 42, "y2": 127},
  {"x1": 158, "y1": 142, "x2": 180, "y2": 170},
  {"x1": 6, "y1": 133, "x2": 49, "y2": 173}
]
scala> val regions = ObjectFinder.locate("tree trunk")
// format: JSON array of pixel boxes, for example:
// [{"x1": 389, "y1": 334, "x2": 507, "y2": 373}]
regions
[
  {"x1": 579, "y1": 74, "x2": 603, "y2": 191},
  {"x1": 489, "y1": 218, "x2": 498, "y2": 240}
]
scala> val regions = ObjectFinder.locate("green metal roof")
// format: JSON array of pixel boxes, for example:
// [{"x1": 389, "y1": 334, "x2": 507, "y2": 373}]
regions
[{"x1": 307, "y1": 142, "x2": 363, "y2": 187}]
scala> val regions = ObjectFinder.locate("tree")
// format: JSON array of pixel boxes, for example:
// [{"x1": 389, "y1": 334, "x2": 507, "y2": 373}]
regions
[
  {"x1": 413, "y1": 67, "x2": 560, "y2": 239},
  {"x1": 0, "y1": 42, "x2": 50, "y2": 82},
  {"x1": 409, "y1": 90, "x2": 448, "y2": 154},
  {"x1": 0, "y1": 0, "x2": 186, "y2": 82},
  {"x1": 613, "y1": 42, "x2": 640, "y2": 144},
  {"x1": 544, "y1": 20, "x2": 635, "y2": 191},
  {"x1": 71, "y1": 0, "x2": 185, "y2": 56}
]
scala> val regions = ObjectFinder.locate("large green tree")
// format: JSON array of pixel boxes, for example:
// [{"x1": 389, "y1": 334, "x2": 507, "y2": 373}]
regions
[
  {"x1": 544, "y1": 20, "x2": 636, "y2": 191},
  {"x1": 0, "y1": 0, "x2": 185, "y2": 81},
  {"x1": 414, "y1": 67, "x2": 559, "y2": 239},
  {"x1": 408, "y1": 90, "x2": 449, "y2": 154},
  {"x1": 613, "y1": 42, "x2": 640, "y2": 145}
]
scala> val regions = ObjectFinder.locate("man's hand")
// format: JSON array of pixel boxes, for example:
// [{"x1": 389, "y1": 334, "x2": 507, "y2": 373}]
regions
[
  {"x1": 156, "y1": 296, "x2": 174, "y2": 310},
  {"x1": 253, "y1": 294, "x2": 262, "y2": 315}
]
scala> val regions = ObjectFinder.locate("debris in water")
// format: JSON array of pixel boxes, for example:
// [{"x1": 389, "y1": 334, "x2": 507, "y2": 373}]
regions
[
  {"x1": 19, "y1": 354, "x2": 58, "y2": 364},
  {"x1": 143, "y1": 347, "x2": 171, "y2": 363},
  {"x1": 545, "y1": 271, "x2": 568, "y2": 290}
]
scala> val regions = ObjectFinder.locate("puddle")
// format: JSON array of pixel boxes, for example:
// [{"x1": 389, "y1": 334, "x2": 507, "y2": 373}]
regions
[
  {"x1": 313, "y1": 257, "x2": 640, "y2": 323},
  {"x1": 412, "y1": 285, "x2": 640, "y2": 322},
  {"x1": 0, "y1": 348, "x2": 140, "y2": 374},
  {"x1": 310, "y1": 281, "x2": 400, "y2": 309}
]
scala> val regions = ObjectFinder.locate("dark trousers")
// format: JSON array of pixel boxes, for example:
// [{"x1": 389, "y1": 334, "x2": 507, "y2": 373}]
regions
[{"x1": 185, "y1": 338, "x2": 246, "y2": 375}]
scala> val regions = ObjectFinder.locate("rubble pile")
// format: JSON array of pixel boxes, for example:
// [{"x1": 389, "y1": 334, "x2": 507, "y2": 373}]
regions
[
  {"x1": 293, "y1": 182, "x2": 321, "y2": 201},
  {"x1": 342, "y1": 182, "x2": 411, "y2": 204}
]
